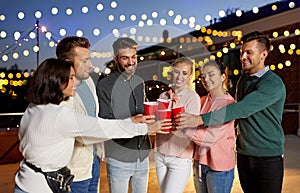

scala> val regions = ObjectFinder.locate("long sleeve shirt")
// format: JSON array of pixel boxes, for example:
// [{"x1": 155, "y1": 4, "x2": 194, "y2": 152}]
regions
[
  {"x1": 15, "y1": 103, "x2": 147, "y2": 192},
  {"x1": 97, "y1": 70, "x2": 151, "y2": 162},
  {"x1": 201, "y1": 69, "x2": 286, "y2": 157},
  {"x1": 60, "y1": 77, "x2": 101, "y2": 181},
  {"x1": 186, "y1": 93, "x2": 235, "y2": 171},
  {"x1": 155, "y1": 88, "x2": 201, "y2": 159}
]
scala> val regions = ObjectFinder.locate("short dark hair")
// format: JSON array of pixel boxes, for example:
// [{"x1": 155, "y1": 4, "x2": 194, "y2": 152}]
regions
[
  {"x1": 112, "y1": 37, "x2": 137, "y2": 56},
  {"x1": 241, "y1": 31, "x2": 271, "y2": 51},
  {"x1": 28, "y1": 58, "x2": 74, "y2": 105},
  {"x1": 56, "y1": 36, "x2": 90, "y2": 61}
]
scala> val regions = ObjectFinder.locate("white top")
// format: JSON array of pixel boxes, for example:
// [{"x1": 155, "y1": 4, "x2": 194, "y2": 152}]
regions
[
  {"x1": 15, "y1": 103, "x2": 147, "y2": 192},
  {"x1": 60, "y1": 77, "x2": 101, "y2": 181}
]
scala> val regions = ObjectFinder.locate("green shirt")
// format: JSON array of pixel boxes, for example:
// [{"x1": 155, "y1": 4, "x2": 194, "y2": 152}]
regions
[{"x1": 201, "y1": 70, "x2": 286, "y2": 156}]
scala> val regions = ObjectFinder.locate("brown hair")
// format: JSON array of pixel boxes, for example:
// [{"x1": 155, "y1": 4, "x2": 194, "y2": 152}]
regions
[
  {"x1": 28, "y1": 58, "x2": 74, "y2": 105},
  {"x1": 56, "y1": 36, "x2": 90, "y2": 61}
]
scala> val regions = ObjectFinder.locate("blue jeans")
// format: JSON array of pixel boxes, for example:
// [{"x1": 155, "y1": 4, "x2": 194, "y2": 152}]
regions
[
  {"x1": 237, "y1": 153, "x2": 283, "y2": 193},
  {"x1": 71, "y1": 156, "x2": 100, "y2": 193},
  {"x1": 193, "y1": 160, "x2": 234, "y2": 193},
  {"x1": 106, "y1": 157, "x2": 149, "y2": 193}
]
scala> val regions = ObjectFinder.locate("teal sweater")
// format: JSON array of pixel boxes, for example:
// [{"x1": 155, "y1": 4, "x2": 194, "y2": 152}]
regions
[{"x1": 201, "y1": 70, "x2": 286, "y2": 156}]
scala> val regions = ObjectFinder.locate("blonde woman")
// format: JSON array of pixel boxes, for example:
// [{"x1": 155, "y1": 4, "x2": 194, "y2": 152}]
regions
[{"x1": 154, "y1": 57, "x2": 201, "y2": 193}]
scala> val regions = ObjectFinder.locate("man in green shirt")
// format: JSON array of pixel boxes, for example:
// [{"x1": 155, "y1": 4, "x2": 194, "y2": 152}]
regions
[{"x1": 175, "y1": 31, "x2": 286, "y2": 193}]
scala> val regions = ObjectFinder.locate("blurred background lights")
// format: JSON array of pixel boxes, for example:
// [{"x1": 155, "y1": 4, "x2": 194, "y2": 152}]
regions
[
  {"x1": 233, "y1": 69, "x2": 239, "y2": 75},
  {"x1": 76, "y1": 30, "x2": 83, "y2": 37},
  {"x1": 189, "y1": 17, "x2": 196, "y2": 23},
  {"x1": 270, "y1": 64, "x2": 276, "y2": 70},
  {"x1": 273, "y1": 31, "x2": 278, "y2": 38},
  {"x1": 290, "y1": 44, "x2": 296, "y2": 50},
  {"x1": 147, "y1": 19, "x2": 153, "y2": 26},
  {"x1": 96, "y1": 3, "x2": 104, "y2": 11},
  {"x1": 205, "y1": 14, "x2": 212, "y2": 22},
  {"x1": 81, "y1": 6, "x2": 89, "y2": 14},
  {"x1": 33, "y1": 46, "x2": 39, "y2": 52},
  {"x1": 222, "y1": 47, "x2": 229, "y2": 53},
  {"x1": 160, "y1": 18, "x2": 167, "y2": 26},
  {"x1": 29, "y1": 32, "x2": 36, "y2": 39},
  {"x1": 130, "y1": 28, "x2": 136, "y2": 35},
  {"x1": 34, "y1": 11, "x2": 42, "y2": 19},
  {"x1": 252, "y1": 7, "x2": 259, "y2": 13},
  {"x1": 108, "y1": 15, "x2": 114, "y2": 21},
  {"x1": 0, "y1": 31, "x2": 7, "y2": 38},
  {"x1": 0, "y1": 14, "x2": 5, "y2": 21},
  {"x1": 278, "y1": 63, "x2": 283, "y2": 69},
  {"x1": 289, "y1": 2, "x2": 295, "y2": 8},
  {"x1": 14, "y1": 31, "x2": 21, "y2": 40},
  {"x1": 12, "y1": 53, "x2": 19, "y2": 59},
  {"x1": 51, "y1": 7, "x2": 59, "y2": 15},
  {"x1": 112, "y1": 29, "x2": 119, "y2": 37},
  {"x1": 152, "y1": 12, "x2": 158, "y2": 18},
  {"x1": 2, "y1": 55, "x2": 8, "y2": 61},
  {"x1": 45, "y1": 32, "x2": 52, "y2": 39},
  {"x1": 119, "y1": 15, "x2": 126, "y2": 21},
  {"x1": 279, "y1": 44, "x2": 285, "y2": 50},
  {"x1": 272, "y1": 5, "x2": 277, "y2": 11},
  {"x1": 284, "y1": 30, "x2": 290, "y2": 36},
  {"x1": 93, "y1": 28, "x2": 101, "y2": 36},
  {"x1": 41, "y1": 26, "x2": 47, "y2": 32},
  {"x1": 138, "y1": 21, "x2": 144, "y2": 27},
  {"x1": 168, "y1": 10, "x2": 174, "y2": 17},
  {"x1": 141, "y1": 13, "x2": 147, "y2": 20},
  {"x1": 110, "y1": 1, "x2": 117, "y2": 8},
  {"x1": 130, "y1": 14, "x2": 137, "y2": 21},
  {"x1": 17, "y1": 12, "x2": 25, "y2": 20},
  {"x1": 218, "y1": 10, "x2": 226, "y2": 17},
  {"x1": 236, "y1": 9, "x2": 243, "y2": 17},
  {"x1": 104, "y1": 67, "x2": 111, "y2": 74},
  {"x1": 23, "y1": 50, "x2": 29, "y2": 56},
  {"x1": 66, "y1": 8, "x2": 72, "y2": 15},
  {"x1": 285, "y1": 60, "x2": 291, "y2": 66},
  {"x1": 59, "y1": 28, "x2": 67, "y2": 36},
  {"x1": 182, "y1": 18, "x2": 188, "y2": 25}
]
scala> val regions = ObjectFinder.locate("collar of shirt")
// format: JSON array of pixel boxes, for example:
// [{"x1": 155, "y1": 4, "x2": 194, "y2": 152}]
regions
[{"x1": 251, "y1": 66, "x2": 269, "y2": 78}]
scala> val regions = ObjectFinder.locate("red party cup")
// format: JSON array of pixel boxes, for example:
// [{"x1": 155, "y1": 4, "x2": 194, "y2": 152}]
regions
[
  {"x1": 157, "y1": 109, "x2": 172, "y2": 133},
  {"x1": 157, "y1": 99, "x2": 171, "y2": 110},
  {"x1": 171, "y1": 106, "x2": 185, "y2": 131},
  {"x1": 171, "y1": 106, "x2": 185, "y2": 117},
  {"x1": 144, "y1": 102, "x2": 158, "y2": 119}
]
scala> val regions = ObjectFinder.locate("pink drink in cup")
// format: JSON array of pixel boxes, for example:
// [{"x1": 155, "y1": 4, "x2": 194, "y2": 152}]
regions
[
  {"x1": 171, "y1": 106, "x2": 185, "y2": 130},
  {"x1": 144, "y1": 102, "x2": 158, "y2": 120},
  {"x1": 157, "y1": 109, "x2": 172, "y2": 133},
  {"x1": 157, "y1": 99, "x2": 171, "y2": 110}
]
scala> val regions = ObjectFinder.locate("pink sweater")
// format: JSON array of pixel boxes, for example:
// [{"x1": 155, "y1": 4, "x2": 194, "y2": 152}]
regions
[
  {"x1": 186, "y1": 93, "x2": 236, "y2": 171},
  {"x1": 155, "y1": 88, "x2": 201, "y2": 159}
]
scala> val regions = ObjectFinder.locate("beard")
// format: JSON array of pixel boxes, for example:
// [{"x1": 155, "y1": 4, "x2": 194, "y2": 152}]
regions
[{"x1": 118, "y1": 63, "x2": 136, "y2": 76}]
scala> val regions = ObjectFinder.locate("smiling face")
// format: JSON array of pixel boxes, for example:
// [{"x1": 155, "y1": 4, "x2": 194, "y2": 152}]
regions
[
  {"x1": 240, "y1": 39, "x2": 268, "y2": 75},
  {"x1": 200, "y1": 64, "x2": 225, "y2": 94},
  {"x1": 62, "y1": 67, "x2": 77, "y2": 98},
  {"x1": 114, "y1": 47, "x2": 137, "y2": 78},
  {"x1": 72, "y1": 46, "x2": 93, "y2": 80},
  {"x1": 172, "y1": 62, "x2": 193, "y2": 91}
]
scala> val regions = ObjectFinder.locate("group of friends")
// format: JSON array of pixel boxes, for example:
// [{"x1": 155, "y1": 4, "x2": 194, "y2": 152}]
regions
[{"x1": 14, "y1": 30, "x2": 286, "y2": 193}]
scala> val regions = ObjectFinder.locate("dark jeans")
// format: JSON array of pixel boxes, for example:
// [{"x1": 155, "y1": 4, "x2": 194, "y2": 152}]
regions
[
  {"x1": 71, "y1": 156, "x2": 100, "y2": 193},
  {"x1": 237, "y1": 153, "x2": 283, "y2": 193}
]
